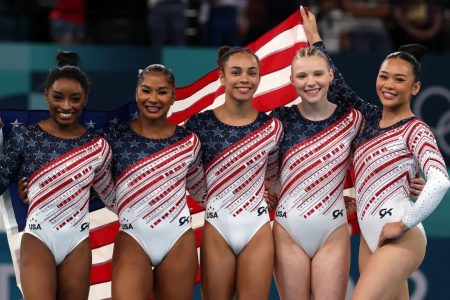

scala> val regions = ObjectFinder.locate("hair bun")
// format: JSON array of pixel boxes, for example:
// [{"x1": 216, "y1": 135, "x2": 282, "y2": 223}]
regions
[
  {"x1": 217, "y1": 46, "x2": 232, "y2": 66},
  {"x1": 398, "y1": 44, "x2": 427, "y2": 62},
  {"x1": 56, "y1": 51, "x2": 81, "y2": 68}
]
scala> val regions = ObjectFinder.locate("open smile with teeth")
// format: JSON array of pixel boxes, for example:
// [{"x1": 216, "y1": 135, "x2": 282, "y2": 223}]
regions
[
  {"x1": 237, "y1": 87, "x2": 252, "y2": 93},
  {"x1": 145, "y1": 106, "x2": 161, "y2": 113},
  {"x1": 59, "y1": 112, "x2": 74, "y2": 118},
  {"x1": 305, "y1": 88, "x2": 320, "y2": 95}
]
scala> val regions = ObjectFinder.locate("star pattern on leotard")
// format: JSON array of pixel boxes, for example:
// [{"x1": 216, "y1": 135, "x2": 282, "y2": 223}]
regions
[
  {"x1": 186, "y1": 110, "x2": 272, "y2": 165},
  {"x1": 271, "y1": 105, "x2": 348, "y2": 157},
  {"x1": 0, "y1": 124, "x2": 99, "y2": 192},
  {"x1": 103, "y1": 123, "x2": 191, "y2": 178}
]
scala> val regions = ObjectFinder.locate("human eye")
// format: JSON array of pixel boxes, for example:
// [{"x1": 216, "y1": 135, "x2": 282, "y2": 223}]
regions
[
  {"x1": 296, "y1": 73, "x2": 306, "y2": 79},
  {"x1": 71, "y1": 96, "x2": 82, "y2": 103},
  {"x1": 52, "y1": 93, "x2": 63, "y2": 101},
  {"x1": 158, "y1": 89, "x2": 169, "y2": 95},
  {"x1": 378, "y1": 74, "x2": 387, "y2": 80}
]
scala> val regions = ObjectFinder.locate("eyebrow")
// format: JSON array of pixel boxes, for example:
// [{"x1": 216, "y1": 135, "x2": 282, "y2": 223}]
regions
[
  {"x1": 141, "y1": 84, "x2": 169, "y2": 89},
  {"x1": 379, "y1": 70, "x2": 407, "y2": 77}
]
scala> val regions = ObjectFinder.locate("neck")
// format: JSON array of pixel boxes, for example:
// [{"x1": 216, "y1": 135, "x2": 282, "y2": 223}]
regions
[
  {"x1": 42, "y1": 119, "x2": 85, "y2": 138},
  {"x1": 380, "y1": 106, "x2": 414, "y2": 128},
  {"x1": 133, "y1": 117, "x2": 174, "y2": 138},
  {"x1": 214, "y1": 98, "x2": 258, "y2": 126},
  {"x1": 297, "y1": 99, "x2": 336, "y2": 121}
]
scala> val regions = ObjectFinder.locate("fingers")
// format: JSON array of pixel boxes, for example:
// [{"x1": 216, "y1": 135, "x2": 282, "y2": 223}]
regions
[
  {"x1": 410, "y1": 175, "x2": 425, "y2": 199},
  {"x1": 300, "y1": 6, "x2": 321, "y2": 44},
  {"x1": 18, "y1": 177, "x2": 29, "y2": 204}
]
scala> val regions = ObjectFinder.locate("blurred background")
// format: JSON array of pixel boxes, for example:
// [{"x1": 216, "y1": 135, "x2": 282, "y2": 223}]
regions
[{"x1": 0, "y1": 0, "x2": 449, "y2": 299}]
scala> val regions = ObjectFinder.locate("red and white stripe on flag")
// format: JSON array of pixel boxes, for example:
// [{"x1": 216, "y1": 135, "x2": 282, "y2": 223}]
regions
[{"x1": 88, "y1": 9, "x2": 309, "y2": 299}]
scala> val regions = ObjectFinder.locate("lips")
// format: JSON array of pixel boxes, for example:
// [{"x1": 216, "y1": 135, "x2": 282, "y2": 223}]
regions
[
  {"x1": 236, "y1": 87, "x2": 252, "y2": 93},
  {"x1": 382, "y1": 91, "x2": 397, "y2": 100},
  {"x1": 58, "y1": 112, "x2": 74, "y2": 119},
  {"x1": 305, "y1": 88, "x2": 320, "y2": 96},
  {"x1": 145, "y1": 106, "x2": 161, "y2": 113}
]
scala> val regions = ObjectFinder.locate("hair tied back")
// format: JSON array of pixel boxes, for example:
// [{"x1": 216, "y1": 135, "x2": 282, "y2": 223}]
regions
[{"x1": 56, "y1": 50, "x2": 81, "y2": 68}]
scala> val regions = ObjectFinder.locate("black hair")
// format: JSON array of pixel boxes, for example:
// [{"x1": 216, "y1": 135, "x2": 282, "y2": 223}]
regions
[
  {"x1": 137, "y1": 64, "x2": 175, "y2": 87},
  {"x1": 217, "y1": 46, "x2": 260, "y2": 72},
  {"x1": 385, "y1": 44, "x2": 427, "y2": 82},
  {"x1": 45, "y1": 51, "x2": 89, "y2": 93}
]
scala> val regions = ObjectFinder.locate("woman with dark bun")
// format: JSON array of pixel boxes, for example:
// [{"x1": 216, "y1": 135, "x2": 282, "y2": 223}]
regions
[
  {"x1": 301, "y1": 9, "x2": 450, "y2": 300},
  {"x1": 186, "y1": 46, "x2": 282, "y2": 299},
  {"x1": 0, "y1": 51, "x2": 115, "y2": 299}
]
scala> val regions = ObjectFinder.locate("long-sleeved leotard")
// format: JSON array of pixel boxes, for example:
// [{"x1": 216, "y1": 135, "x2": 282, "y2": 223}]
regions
[
  {"x1": 0, "y1": 124, "x2": 115, "y2": 264},
  {"x1": 272, "y1": 105, "x2": 363, "y2": 257},
  {"x1": 187, "y1": 110, "x2": 283, "y2": 255},
  {"x1": 316, "y1": 41, "x2": 450, "y2": 252},
  {"x1": 103, "y1": 124, "x2": 206, "y2": 266}
]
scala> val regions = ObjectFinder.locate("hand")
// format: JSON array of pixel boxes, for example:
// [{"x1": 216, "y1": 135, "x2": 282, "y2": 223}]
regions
[
  {"x1": 17, "y1": 177, "x2": 29, "y2": 204},
  {"x1": 410, "y1": 174, "x2": 425, "y2": 199},
  {"x1": 378, "y1": 221, "x2": 409, "y2": 248},
  {"x1": 264, "y1": 188, "x2": 278, "y2": 211},
  {"x1": 300, "y1": 6, "x2": 322, "y2": 45},
  {"x1": 344, "y1": 196, "x2": 356, "y2": 216}
]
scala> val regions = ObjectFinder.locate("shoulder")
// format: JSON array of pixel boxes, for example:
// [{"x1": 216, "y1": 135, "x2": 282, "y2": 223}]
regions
[
  {"x1": 186, "y1": 110, "x2": 213, "y2": 130},
  {"x1": 270, "y1": 106, "x2": 290, "y2": 120},
  {"x1": 102, "y1": 123, "x2": 129, "y2": 139}
]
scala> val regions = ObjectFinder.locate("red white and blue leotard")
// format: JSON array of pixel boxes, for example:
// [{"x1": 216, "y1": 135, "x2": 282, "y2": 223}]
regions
[
  {"x1": 320, "y1": 41, "x2": 450, "y2": 252},
  {"x1": 104, "y1": 124, "x2": 206, "y2": 266},
  {"x1": 0, "y1": 124, "x2": 115, "y2": 265},
  {"x1": 187, "y1": 110, "x2": 283, "y2": 255},
  {"x1": 272, "y1": 105, "x2": 363, "y2": 257}
]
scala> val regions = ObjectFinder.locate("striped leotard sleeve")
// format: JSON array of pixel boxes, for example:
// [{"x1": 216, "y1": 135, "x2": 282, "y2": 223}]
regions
[
  {"x1": 265, "y1": 118, "x2": 283, "y2": 196},
  {"x1": 401, "y1": 121, "x2": 450, "y2": 228},
  {"x1": 185, "y1": 133, "x2": 207, "y2": 207},
  {"x1": 92, "y1": 138, "x2": 116, "y2": 211}
]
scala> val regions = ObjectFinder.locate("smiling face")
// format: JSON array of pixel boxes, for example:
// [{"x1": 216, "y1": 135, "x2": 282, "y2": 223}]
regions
[
  {"x1": 219, "y1": 52, "x2": 260, "y2": 103},
  {"x1": 135, "y1": 71, "x2": 175, "y2": 121},
  {"x1": 376, "y1": 58, "x2": 420, "y2": 110},
  {"x1": 290, "y1": 55, "x2": 333, "y2": 105},
  {"x1": 45, "y1": 77, "x2": 87, "y2": 128}
]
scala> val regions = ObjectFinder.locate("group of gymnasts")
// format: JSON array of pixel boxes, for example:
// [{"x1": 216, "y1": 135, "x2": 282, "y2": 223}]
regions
[{"x1": 0, "y1": 7, "x2": 449, "y2": 300}]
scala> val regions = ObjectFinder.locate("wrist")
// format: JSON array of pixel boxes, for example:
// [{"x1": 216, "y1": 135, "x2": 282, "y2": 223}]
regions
[{"x1": 400, "y1": 221, "x2": 410, "y2": 233}]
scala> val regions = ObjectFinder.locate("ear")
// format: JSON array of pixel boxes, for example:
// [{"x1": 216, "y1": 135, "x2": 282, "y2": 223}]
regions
[
  {"x1": 412, "y1": 81, "x2": 421, "y2": 96},
  {"x1": 329, "y1": 68, "x2": 334, "y2": 82},
  {"x1": 83, "y1": 95, "x2": 89, "y2": 107},
  {"x1": 290, "y1": 74, "x2": 295, "y2": 86},
  {"x1": 171, "y1": 87, "x2": 176, "y2": 105},
  {"x1": 219, "y1": 70, "x2": 225, "y2": 86}
]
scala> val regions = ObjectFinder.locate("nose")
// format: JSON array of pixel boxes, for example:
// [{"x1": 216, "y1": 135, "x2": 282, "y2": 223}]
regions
[
  {"x1": 61, "y1": 99, "x2": 71, "y2": 110},
  {"x1": 305, "y1": 75, "x2": 316, "y2": 87},
  {"x1": 239, "y1": 73, "x2": 250, "y2": 83}
]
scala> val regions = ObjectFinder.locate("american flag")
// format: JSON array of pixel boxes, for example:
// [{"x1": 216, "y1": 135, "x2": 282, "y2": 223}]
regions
[{"x1": 0, "y1": 10, "x2": 357, "y2": 299}]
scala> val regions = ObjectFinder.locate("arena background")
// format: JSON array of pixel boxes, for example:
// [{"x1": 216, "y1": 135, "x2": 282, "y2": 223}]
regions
[{"x1": 0, "y1": 43, "x2": 449, "y2": 299}]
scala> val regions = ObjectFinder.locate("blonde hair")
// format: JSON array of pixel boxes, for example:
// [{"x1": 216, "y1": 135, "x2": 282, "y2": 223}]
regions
[{"x1": 292, "y1": 47, "x2": 330, "y2": 68}]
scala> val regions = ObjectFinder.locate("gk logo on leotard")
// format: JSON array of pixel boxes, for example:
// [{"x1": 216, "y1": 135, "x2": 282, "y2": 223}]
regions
[
  {"x1": 28, "y1": 224, "x2": 41, "y2": 230},
  {"x1": 332, "y1": 209, "x2": 344, "y2": 219},
  {"x1": 257, "y1": 207, "x2": 269, "y2": 216},
  {"x1": 179, "y1": 216, "x2": 191, "y2": 226},
  {"x1": 80, "y1": 222, "x2": 89, "y2": 232},
  {"x1": 379, "y1": 208, "x2": 393, "y2": 219}
]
